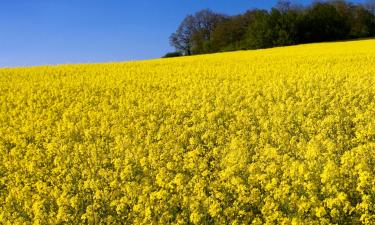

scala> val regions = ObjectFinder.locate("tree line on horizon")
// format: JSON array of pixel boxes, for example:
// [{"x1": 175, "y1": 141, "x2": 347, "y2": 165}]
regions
[{"x1": 165, "y1": 0, "x2": 375, "y2": 57}]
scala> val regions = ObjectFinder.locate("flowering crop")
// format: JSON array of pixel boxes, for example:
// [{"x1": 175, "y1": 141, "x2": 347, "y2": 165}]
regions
[{"x1": 0, "y1": 40, "x2": 374, "y2": 224}]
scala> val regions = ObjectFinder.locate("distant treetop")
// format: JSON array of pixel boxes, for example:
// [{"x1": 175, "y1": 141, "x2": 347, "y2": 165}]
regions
[{"x1": 168, "y1": 0, "x2": 375, "y2": 56}]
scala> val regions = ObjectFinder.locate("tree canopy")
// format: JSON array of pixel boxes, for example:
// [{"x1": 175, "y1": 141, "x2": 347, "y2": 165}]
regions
[{"x1": 169, "y1": 0, "x2": 375, "y2": 55}]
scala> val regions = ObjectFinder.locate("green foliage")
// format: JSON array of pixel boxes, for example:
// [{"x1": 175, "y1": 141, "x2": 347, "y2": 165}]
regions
[
  {"x1": 244, "y1": 10, "x2": 274, "y2": 49},
  {"x1": 171, "y1": 0, "x2": 375, "y2": 54}
]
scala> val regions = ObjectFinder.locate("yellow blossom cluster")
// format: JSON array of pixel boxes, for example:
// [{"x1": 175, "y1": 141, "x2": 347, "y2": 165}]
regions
[{"x1": 0, "y1": 40, "x2": 374, "y2": 224}]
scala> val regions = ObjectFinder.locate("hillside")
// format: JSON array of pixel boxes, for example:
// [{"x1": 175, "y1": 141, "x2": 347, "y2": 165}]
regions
[{"x1": 0, "y1": 40, "x2": 374, "y2": 224}]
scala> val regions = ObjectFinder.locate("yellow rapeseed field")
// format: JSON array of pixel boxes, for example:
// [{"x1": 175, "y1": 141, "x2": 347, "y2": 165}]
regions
[{"x1": 0, "y1": 40, "x2": 374, "y2": 224}]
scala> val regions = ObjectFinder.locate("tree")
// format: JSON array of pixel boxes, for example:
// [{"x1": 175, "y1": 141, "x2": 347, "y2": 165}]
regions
[
  {"x1": 170, "y1": 15, "x2": 196, "y2": 55},
  {"x1": 274, "y1": 9, "x2": 301, "y2": 46},
  {"x1": 327, "y1": 0, "x2": 375, "y2": 38},
  {"x1": 243, "y1": 10, "x2": 274, "y2": 49},
  {"x1": 298, "y1": 2, "x2": 349, "y2": 43},
  {"x1": 365, "y1": 0, "x2": 375, "y2": 15},
  {"x1": 170, "y1": 1, "x2": 375, "y2": 56},
  {"x1": 276, "y1": 0, "x2": 292, "y2": 13},
  {"x1": 170, "y1": 9, "x2": 226, "y2": 55},
  {"x1": 350, "y1": 5, "x2": 375, "y2": 37},
  {"x1": 210, "y1": 10, "x2": 260, "y2": 51}
]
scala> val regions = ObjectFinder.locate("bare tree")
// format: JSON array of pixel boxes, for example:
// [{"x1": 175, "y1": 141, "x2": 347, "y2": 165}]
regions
[
  {"x1": 276, "y1": 0, "x2": 292, "y2": 13},
  {"x1": 365, "y1": 0, "x2": 375, "y2": 14},
  {"x1": 170, "y1": 15, "x2": 195, "y2": 55},
  {"x1": 170, "y1": 9, "x2": 226, "y2": 55}
]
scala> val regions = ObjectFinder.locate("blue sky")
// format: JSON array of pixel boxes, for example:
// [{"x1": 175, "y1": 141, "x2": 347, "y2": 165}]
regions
[{"x1": 0, "y1": 0, "x2": 366, "y2": 67}]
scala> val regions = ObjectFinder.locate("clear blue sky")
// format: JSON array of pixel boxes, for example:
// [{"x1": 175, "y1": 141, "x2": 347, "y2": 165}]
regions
[{"x1": 0, "y1": 0, "x2": 366, "y2": 67}]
